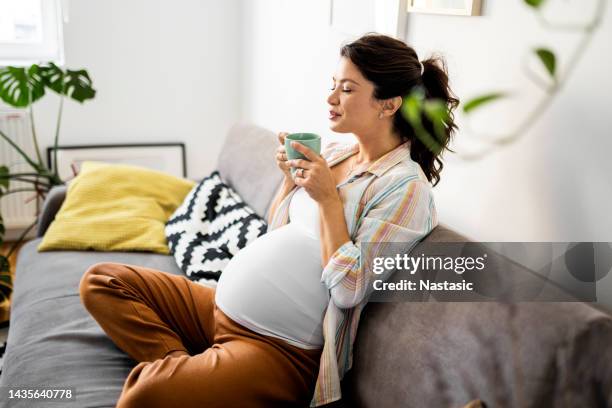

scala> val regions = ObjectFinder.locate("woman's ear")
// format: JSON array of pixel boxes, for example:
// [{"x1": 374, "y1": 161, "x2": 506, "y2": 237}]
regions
[{"x1": 381, "y1": 96, "x2": 403, "y2": 117}]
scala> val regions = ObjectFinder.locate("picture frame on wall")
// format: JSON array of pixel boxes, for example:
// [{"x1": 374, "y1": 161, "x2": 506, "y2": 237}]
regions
[
  {"x1": 46, "y1": 142, "x2": 187, "y2": 181},
  {"x1": 407, "y1": 0, "x2": 482, "y2": 16}
]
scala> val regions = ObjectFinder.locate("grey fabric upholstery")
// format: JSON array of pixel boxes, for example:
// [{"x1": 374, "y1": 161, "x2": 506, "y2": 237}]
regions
[
  {"x1": 36, "y1": 185, "x2": 67, "y2": 238},
  {"x1": 0, "y1": 240, "x2": 187, "y2": 408},
  {"x1": 343, "y1": 301, "x2": 612, "y2": 407},
  {"x1": 216, "y1": 122, "x2": 284, "y2": 221},
  {"x1": 2, "y1": 123, "x2": 611, "y2": 408}
]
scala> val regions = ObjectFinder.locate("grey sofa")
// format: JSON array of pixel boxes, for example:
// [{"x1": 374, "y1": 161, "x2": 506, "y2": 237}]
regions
[{"x1": 1, "y1": 123, "x2": 611, "y2": 408}]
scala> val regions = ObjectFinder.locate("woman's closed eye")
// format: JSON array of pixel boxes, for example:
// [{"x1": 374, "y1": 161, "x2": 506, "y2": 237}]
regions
[{"x1": 330, "y1": 86, "x2": 352, "y2": 93}]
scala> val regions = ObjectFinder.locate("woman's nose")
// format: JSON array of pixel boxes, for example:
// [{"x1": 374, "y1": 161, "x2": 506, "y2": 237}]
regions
[{"x1": 327, "y1": 90, "x2": 339, "y2": 106}]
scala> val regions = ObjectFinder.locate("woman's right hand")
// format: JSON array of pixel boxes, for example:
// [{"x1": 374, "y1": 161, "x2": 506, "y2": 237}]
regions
[{"x1": 276, "y1": 132, "x2": 295, "y2": 183}]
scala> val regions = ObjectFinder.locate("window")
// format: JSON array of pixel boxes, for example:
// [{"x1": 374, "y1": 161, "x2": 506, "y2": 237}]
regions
[{"x1": 0, "y1": 0, "x2": 65, "y2": 66}]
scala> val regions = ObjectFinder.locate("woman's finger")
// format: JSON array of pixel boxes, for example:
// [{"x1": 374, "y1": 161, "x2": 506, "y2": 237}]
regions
[
  {"x1": 289, "y1": 141, "x2": 321, "y2": 162},
  {"x1": 293, "y1": 174, "x2": 305, "y2": 187},
  {"x1": 287, "y1": 158, "x2": 313, "y2": 169},
  {"x1": 278, "y1": 132, "x2": 289, "y2": 145},
  {"x1": 296, "y1": 168, "x2": 309, "y2": 179}
]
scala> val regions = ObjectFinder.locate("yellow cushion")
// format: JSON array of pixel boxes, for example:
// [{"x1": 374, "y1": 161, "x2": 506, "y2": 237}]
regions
[{"x1": 38, "y1": 161, "x2": 195, "y2": 254}]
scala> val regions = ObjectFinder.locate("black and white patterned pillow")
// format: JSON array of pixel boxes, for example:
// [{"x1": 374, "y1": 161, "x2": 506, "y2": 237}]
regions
[{"x1": 165, "y1": 171, "x2": 267, "y2": 287}]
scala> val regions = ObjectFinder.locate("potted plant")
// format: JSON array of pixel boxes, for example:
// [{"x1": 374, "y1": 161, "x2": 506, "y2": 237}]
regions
[{"x1": 0, "y1": 62, "x2": 96, "y2": 310}]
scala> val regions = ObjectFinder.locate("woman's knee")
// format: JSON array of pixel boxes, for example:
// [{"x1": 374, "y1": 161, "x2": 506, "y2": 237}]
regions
[
  {"x1": 115, "y1": 363, "x2": 154, "y2": 408},
  {"x1": 115, "y1": 359, "x2": 186, "y2": 408},
  {"x1": 79, "y1": 262, "x2": 123, "y2": 308}
]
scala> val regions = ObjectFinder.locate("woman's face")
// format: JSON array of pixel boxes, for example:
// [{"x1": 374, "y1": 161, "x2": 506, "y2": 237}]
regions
[{"x1": 327, "y1": 57, "x2": 381, "y2": 135}]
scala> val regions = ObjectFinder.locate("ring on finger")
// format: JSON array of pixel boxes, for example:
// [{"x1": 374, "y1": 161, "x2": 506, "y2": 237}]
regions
[{"x1": 298, "y1": 168, "x2": 305, "y2": 178}]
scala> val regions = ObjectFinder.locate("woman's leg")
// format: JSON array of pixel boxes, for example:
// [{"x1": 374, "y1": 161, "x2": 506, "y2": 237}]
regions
[
  {"x1": 116, "y1": 306, "x2": 322, "y2": 408},
  {"x1": 79, "y1": 261, "x2": 321, "y2": 408},
  {"x1": 79, "y1": 262, "x2": 215, "y2": 362}
]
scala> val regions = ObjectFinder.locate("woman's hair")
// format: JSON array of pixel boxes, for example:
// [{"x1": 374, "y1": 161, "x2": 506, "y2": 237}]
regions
[{"x1": 340, "y1": 33, "x2": 459, "y2": 186}]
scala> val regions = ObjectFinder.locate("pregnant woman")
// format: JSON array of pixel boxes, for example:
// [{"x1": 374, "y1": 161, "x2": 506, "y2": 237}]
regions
[{"x1": 79, "y1": 34, "x2": 459, "y2": 408}]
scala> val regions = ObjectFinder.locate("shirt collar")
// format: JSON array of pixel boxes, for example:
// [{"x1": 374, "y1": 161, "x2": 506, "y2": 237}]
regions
[
  {"x1": 326, "y1": 140, "x2": 412, "y2": 178},
  {"x1": 366, "y1": 140, "x2": 412, "y2": 177}
]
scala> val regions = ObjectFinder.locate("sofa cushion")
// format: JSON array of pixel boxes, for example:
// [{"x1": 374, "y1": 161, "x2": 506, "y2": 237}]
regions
[
  {"x1": 38, "y1": 161, "x2": 195, "y2": 255},
  {"x1": 216, "y1": 123, "x2": 284, "y2": 220},
  {"x1": 165, "y1": 170, "x2": 267, "y2": 286}
]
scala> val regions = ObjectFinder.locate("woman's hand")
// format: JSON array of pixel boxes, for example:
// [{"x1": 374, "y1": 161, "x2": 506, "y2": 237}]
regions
[
  {"x1": 287, "y1": 141, "x2": 340, "y2": 206},
  {"x1": 275, "y1": 132, "x2": 295, "y2": 184}
]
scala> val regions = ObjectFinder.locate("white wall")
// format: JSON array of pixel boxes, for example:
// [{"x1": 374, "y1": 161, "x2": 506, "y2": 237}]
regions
[
  {"x1": 34, "y1": 0, "x2": 242, "y2": 180},
  {"x1": 241, "y1": 1, "x2": 342, "y2": 142}
]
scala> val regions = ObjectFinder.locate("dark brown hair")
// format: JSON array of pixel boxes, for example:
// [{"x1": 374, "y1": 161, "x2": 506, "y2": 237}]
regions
[{"x1": 340, "y1": 33, "x2": 459, "y2": 186}]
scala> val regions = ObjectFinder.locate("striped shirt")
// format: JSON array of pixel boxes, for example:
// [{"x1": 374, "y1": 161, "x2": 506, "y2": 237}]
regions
[{"x1": 268, "y1": 140, "x2": 438, "y2": 407}]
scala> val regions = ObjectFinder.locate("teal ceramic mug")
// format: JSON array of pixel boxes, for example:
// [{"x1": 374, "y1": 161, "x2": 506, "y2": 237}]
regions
[{"x1": 284, "y1": 133, "x2": 321, "y2": 177}]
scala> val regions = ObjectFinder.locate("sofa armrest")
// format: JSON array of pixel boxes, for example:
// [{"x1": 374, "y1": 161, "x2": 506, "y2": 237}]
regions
[{"x1": 36, "y1": 185, "x2": 67, "y2": 238}]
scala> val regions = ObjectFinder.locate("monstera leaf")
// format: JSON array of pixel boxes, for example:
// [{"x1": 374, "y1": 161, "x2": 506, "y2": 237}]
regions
[
  {"x1": 0, "y1": 65, "x2": 46, "y2": 107},
  {"x1": 0, "y1": 63, "x2": 96, "y2": 108},
  {"x1": 39, "y1": 63, "x2": 96, "y2": 102}
]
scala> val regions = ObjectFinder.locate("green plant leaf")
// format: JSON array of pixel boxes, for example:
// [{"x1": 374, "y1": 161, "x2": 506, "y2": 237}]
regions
[
  {"x1": 0, "y1": 65, "x2": 46, "y2": 107},
  {"x1": 38, "y1": 63, "x2": 64, "y2": 94},
  {"x1": 463, "y1": 93, "x2": 507, "y2": 114},
  {"x1": 401, "y1": 90, "x2": 443, "y2": 155},
  {"x1": 524, "y1": 0, "x2": 546, "y2": 8},
  {"x1": 423, "y1": 100, "x2": 450, "y2": 142},
  {"x1": 402, "y1": 95, "x2": 422, "y2": 123},
  {"x1": 40, "y1": 63, "x2": 96, "y2": 103},
  {"x1": 535, "y1": 48, "x2": 556, "y2": 78},
  {"x1": 0, "y1": 165, "x2": 9, "y2": 191},
  {"x1": 64, "y1": 69, "x2": 96, "y2": 102}
]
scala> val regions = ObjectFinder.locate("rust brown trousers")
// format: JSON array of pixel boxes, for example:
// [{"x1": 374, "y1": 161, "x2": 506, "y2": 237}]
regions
[{"x1": 79, "y1": 262, "x2": 322, "y2": 408}]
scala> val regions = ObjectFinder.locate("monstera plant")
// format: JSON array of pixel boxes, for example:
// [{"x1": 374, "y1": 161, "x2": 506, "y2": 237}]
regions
[{"x1": 0, "y1": 63, "x2": 96, "y2": 308}]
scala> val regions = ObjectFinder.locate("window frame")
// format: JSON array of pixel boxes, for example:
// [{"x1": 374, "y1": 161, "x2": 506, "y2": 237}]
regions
[{"x1": 0, "y1": 0, "x2": 65, "y2": 67}]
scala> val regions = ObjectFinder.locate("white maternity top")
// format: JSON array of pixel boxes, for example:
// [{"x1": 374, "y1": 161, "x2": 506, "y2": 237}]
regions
[{"x1": 214, "y1": 187, "x2": 330, "y2": 349}]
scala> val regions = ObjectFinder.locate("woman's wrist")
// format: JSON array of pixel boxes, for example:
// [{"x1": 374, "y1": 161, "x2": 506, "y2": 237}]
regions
[
  {"x1": 318, "y1": 191, "x2": 342, "y2": 209},
  {"x1": 282, "y1": 175, "x2": 296, "y2": 189},
  {"x1": 268, "y1": 177, "x2": 296, "y2": 225}
]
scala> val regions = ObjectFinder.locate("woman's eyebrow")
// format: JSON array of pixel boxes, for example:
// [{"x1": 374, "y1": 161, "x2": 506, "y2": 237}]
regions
[{"x1": 332, "y1": 77, "x2": 360, "y2": 86}]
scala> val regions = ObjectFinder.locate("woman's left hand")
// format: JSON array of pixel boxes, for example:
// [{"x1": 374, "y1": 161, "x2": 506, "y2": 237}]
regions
[{"x1": 288, "y1": 141, "x2": 339, "y2": 206}]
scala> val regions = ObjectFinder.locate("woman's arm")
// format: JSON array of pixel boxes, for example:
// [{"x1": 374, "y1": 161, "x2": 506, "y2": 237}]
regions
[
  {"x1": 320, "y1": 177, "x2": 437, "y2": 309},
  {"x1": 267, "y1": 177, "x2": 296, "y2": 225},
  {"x1": 318, "y1": 195, "x2": 351, "y2": 268},
  {"x1": 268, "y1": 131, "x2": 297, "y2": 225}
]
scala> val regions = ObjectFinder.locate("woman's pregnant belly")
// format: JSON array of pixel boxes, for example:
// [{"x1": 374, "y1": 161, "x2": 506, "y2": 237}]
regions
[{"x1": 214, "y1": 222, "x2": 330, "y2": 349}]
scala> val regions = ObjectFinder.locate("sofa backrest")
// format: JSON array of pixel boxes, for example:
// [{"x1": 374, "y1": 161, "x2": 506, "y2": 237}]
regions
[{"x1": 216, "y1": 123, "x2": 283, "y2": 220}]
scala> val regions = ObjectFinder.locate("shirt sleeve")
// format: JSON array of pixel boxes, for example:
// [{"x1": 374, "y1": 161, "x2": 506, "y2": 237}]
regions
[{"x1": 320, "y1": 177, "x2": 436, "y2": 309}]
